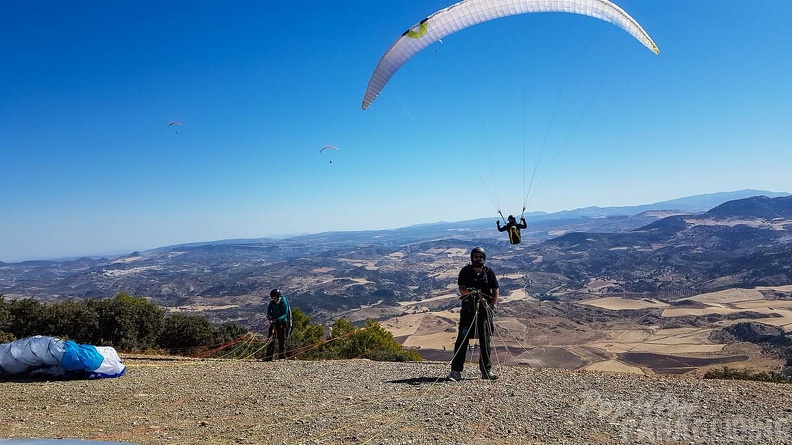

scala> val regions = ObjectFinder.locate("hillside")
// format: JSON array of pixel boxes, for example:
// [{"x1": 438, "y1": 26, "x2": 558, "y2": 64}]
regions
[
  {"x1": 1, "y1": 358, "x2": 790, "y2": 444},
  {"x1": 2, "y1": 192, "x2": 791, "y2": 321},
  {"x1": 705, "y1": 195, "x2": 792, "y2": 219},
  {"x1": 1, "y1": 191, "x2": 791, "y2": 378}
]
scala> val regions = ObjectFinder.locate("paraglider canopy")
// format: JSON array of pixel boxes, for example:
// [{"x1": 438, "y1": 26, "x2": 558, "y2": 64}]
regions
[
  {"x1": 168, "y1": 121, "x2": 183, "y2": 134},
  {"x1": 320, "y1": 145, "x2": 338, "y2": 164},
  {"x1": 361, "y1": 0, "x2": 659, "y2": 110}
]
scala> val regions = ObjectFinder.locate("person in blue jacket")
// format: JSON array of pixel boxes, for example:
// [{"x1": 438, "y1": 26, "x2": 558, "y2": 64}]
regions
[{"x1": 264, "y1": 288, "x2": 291, "y2": 361}]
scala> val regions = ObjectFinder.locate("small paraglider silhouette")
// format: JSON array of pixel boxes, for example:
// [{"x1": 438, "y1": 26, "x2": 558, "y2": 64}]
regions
[
  {"x1": 320, "y1": 145, "x2": 338, "y2": 165},
  {"x1": 168, "y1": 121, "x2": 182, "y2": 134}
]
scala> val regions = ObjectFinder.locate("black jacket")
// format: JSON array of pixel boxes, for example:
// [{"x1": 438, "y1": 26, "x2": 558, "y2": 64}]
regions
[
  {"x1": 457, "y1": 264, "x2": 499, "y2": 314},
  {"x1": 497, "y1": 218, "x2": 527, "y2": 244}
]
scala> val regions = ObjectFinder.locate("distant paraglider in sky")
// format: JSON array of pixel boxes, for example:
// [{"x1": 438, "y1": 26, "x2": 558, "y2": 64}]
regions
[
  {"x1": 320, "y1": 145, "x2": 338, "y2": 164},
  {"x1": 361, "y1": 0, "x2": 660, "y2": 110},
  {"x1": 168, "y1": 121, "x2": 182, "y2": 134}
]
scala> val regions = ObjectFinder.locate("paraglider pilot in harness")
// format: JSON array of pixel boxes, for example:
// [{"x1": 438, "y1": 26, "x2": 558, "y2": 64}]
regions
[
  {"x1": 448, "y1": 247, "x2": 499, "y2": 381},
  {"x1": 497, "y1": 215, "x2": 527, "y2": 245},
  {"x1": 264, "y1": 288, "x2": 291, "y2": 361}
]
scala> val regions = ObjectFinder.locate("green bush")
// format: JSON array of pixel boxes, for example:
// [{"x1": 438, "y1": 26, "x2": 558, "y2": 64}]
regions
[
  {"x1": 1, "y1": 293, "x2": 421, "y2": 363},
  {"x1": 212, "y1": 321, "x2": 249, "y2": 345},
  {"x1": 286, "y1": 307, "x2": 326, "y2": 359},
  {"x1": 47, "y1": 299, "x2": 100, "y2": 342},
  {"x1": 86, "y1": 294, "x2": 165, "y2": 351},
  {"x1": 0, "y1": 331, "x2": 15, "y2": 343},
  {"x1": 159, "y1": 313, "x2": 215, "y2": 351},
  {"x1": 7, "y1": 298, "x2": 47, "y2": 338},
  {"x1": 0, "y1": 296, "x2": 11, "y2": 339},
  {"x1": 704, "y1": 366, "x2": 792, "y2": 384},
  {"x1": 324, "y1": 318, "x2": 422, "y2": 362}
]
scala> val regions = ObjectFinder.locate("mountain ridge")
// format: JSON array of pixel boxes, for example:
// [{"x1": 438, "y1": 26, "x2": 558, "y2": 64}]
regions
[
  {"x1": 2, "y1": 190, "x2": 792, "y2": 377},
  {"x1": 1, "y1": 189, "x2": 790, "y2": 314},
  {"x1": 5, "y1": 189, "x2": 783, "y2": 264}
]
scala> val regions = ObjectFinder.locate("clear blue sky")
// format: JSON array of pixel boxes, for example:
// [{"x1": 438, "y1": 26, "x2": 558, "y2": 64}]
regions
[{"x1": 1, "y1": 0, "x2": 790, "y2": 262}]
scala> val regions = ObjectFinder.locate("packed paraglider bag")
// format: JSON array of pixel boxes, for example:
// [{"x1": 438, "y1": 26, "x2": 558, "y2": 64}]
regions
[{"x1": 0, "y1": 335, "x2": 126, "y2": 379}]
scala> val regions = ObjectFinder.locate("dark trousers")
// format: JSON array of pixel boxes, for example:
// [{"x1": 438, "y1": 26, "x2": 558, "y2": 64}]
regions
[
  {"x1": 264, "y1": 324, "x2": 286, "y2": 361},
  {"x1": 450, "y1": 305, "x2": 493, "y2": 375}
]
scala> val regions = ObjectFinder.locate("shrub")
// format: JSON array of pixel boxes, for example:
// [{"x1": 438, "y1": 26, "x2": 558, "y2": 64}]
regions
[
  {"x1": 212, "y1": 322, "x2": 249, "y2": 345},
  {"x1": 286, "y1": 307, "x2": 325, "y2": 359},
  {"x1": 325, "y1": 318, "x2": 422, "y2": 362},
  {"x1": 6, "y1": 298, "x2": 47, "y2": 338},
  {"x1": 703, "y1": 366, "x2": 792, "y2": 384},
  {"x1": 85, "y1": 293, "x2": 165, "y2": 350},
  {"x1": 159, "y1": 313, "x2": 215, "y2": 352},
  {"x1": 47, "y1": 299, "x2": 100, "y2": 342}
]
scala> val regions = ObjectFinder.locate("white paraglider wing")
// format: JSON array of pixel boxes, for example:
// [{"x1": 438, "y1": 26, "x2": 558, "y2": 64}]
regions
[{"x1": 361, "y1": 0, "x2": 659, "y2": 110}]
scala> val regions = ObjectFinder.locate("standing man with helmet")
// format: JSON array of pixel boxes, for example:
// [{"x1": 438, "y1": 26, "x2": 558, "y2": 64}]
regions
[
  {"x1": 264, "y1": 288, "x2": 291, "y2": 361},
  {"x1": 448, "y1": 247, "x2": 499, "y2": 381}
]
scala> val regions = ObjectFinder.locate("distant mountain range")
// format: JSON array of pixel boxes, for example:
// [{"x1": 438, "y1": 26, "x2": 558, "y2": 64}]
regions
[
  {"x1": 0, "y1": 190, "x2": 790, "y2": 327},
  {"x1": 520, "y1": 194, "x2": 792, "y2": 294},
  {"x1": 518, "y1": 189, "x2": 791, "y2": 220}
]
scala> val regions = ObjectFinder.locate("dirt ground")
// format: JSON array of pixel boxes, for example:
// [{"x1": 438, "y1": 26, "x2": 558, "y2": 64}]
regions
[{"x1": 2, "y1": 358, "x2": 792, "y2": 445}]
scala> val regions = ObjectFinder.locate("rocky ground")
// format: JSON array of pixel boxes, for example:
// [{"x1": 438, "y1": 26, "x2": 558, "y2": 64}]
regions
[{"x1": 1, "y1": 358, "x2": 792, "y2": 445}]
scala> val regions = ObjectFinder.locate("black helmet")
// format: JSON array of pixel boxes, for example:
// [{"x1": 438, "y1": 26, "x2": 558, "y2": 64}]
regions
[
  {"x1": 507, "y1": 215, "x2": 516, "y2": 222},
  {"x1": 470, "y1": 247, "x2": 486, "y2": 261},
  {"x1": 270, "y1": 288, "x2": 281, "y2": 298}
]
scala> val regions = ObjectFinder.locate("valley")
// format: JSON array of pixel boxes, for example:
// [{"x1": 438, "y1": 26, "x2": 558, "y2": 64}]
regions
[{"x1": 1, "y1": 193, "x2": 791, "y2": 377}]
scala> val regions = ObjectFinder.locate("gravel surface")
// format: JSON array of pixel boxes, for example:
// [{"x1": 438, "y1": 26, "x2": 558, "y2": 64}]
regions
[{"x1": 2, "y1": 358, "x2": 792, "y2": 444}]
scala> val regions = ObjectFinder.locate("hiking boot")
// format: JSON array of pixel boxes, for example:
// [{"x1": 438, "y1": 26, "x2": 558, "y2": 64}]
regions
[
  {"x1": 447, "y1": 370, "x2": 462, "y2": 382},
  {"x1": 481, "y1": 371, "x2": 498, "y2": 380}
]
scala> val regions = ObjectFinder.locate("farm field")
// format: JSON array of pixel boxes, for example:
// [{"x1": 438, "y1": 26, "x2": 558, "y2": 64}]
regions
[{"x1": 382, "y1": 286, "x2": 792, "y2": 376}]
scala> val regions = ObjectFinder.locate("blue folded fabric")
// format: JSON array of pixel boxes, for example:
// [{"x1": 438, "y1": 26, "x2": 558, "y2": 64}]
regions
[{"x1": 60, "y1": 340, "x2": 104, "y2": 372}]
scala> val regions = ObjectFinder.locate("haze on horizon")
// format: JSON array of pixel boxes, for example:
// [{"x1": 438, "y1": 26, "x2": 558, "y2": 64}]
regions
[{"x1": 1, "y1": 1, "x2": 790, "y2": 262}]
